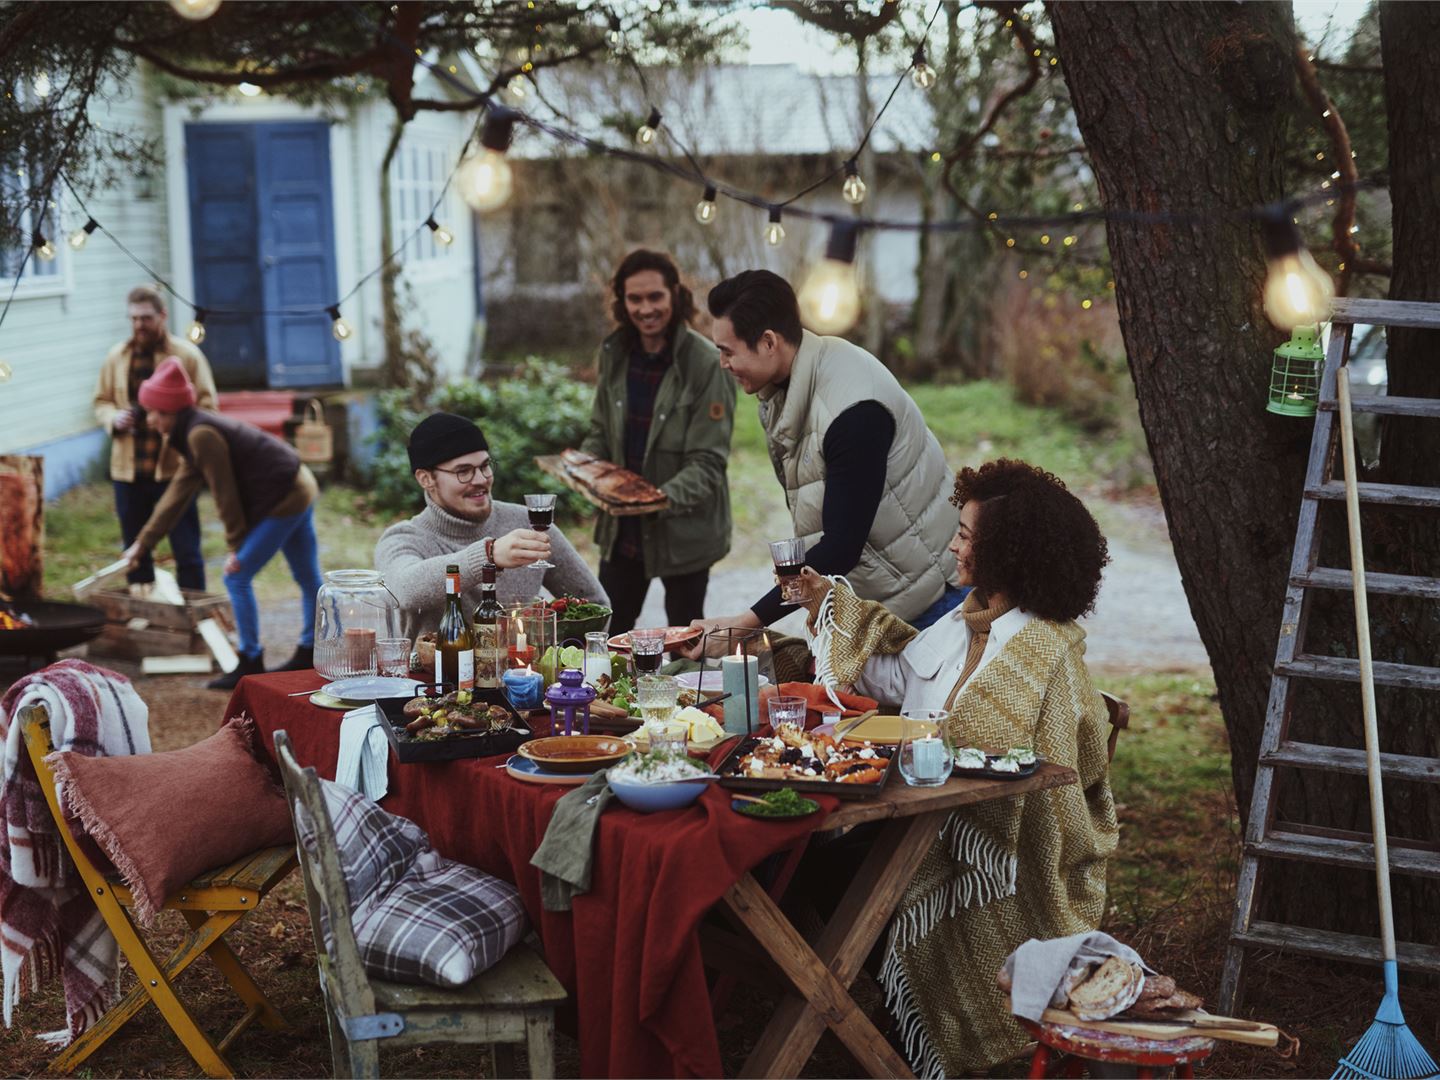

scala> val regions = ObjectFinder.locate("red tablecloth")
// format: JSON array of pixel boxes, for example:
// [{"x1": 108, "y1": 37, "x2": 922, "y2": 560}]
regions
[{"x1": 227, "y1": 671, "x2": 835, "y2": 1078}]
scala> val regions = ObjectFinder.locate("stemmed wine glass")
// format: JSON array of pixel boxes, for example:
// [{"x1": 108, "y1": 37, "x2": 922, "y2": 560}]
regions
[{"x1": 524, "y1": 493, "x2": 557, "y2": 570}]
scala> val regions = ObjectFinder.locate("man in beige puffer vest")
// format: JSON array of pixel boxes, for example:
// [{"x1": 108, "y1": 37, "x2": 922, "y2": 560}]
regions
[{"x1": 684, "y1": 270, "x2": 961, "y2": 655}]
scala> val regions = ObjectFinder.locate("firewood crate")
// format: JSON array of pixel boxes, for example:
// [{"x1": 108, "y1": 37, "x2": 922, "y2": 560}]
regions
[{"x1": 85, "y1": 588, "x2": 235, "y2": 660}]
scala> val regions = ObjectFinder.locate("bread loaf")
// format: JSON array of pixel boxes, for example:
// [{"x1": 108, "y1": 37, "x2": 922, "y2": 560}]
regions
[{"x1": 1068, "y1": 956, "x2": 1144, "y2": 1021}]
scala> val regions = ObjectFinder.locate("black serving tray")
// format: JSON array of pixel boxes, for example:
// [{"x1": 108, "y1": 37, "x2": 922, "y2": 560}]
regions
[
  {"x1": 373, "y1": 684, "x2": 531, "y2": 764},
  {"x1": 950, "y1": 750, "x2": 1044, "y2": 782},
  {"x1": 714, "y1": 735, "x2": 894, "y2": 800}
]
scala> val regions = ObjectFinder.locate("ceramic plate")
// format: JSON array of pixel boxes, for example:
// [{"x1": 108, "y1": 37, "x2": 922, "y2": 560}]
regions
[
  {"x1": 516, "y1": 735, "x2": 631, "y2": 774},
  {"x1": 815, "y1": 715, "x2": 939, "y2": 746},
  {"x1": 732, "y1": 796, "x2": 820, "y2": 819},
  {"x1": 504, "y1": 755, "x2": 590, "y2": 786},
  {"x1": 607, "y1": 627, "x2": 702, "y2": 651},
  {"x1": 321, "y1": 675, "x2": 426, "y2": 701},
  {"x1": 310, "y1": 691, "x2": 366, "y2": 710},
  {"x1": 674, "y1": 670, "x2": 772, "y2": 694}
]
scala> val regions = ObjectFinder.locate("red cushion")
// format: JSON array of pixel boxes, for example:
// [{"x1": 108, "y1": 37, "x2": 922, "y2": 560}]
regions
[{"x1": 47, "y1": 717, "x2": 293, "y2": 925}]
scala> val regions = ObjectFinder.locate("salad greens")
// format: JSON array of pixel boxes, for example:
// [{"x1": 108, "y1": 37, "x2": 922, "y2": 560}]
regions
[{"x1": 739, "y1": 788, "x2": 819, "y2": 818}]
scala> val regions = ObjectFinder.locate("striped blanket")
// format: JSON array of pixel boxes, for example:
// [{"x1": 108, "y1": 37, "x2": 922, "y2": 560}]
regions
[{"x1": 0, "y1": 660, "x2": 150, "y2": 1046}]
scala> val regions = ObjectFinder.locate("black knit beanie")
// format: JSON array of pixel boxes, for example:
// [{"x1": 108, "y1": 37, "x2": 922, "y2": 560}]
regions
[{"x1": 407, "y1": 412, "x2": 489, "y2": 471}]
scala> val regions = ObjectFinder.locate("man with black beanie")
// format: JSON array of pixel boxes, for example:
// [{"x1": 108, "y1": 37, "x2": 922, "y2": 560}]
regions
[{"x1": 375, "y1": 413, "x2": 607, "y2": 640}]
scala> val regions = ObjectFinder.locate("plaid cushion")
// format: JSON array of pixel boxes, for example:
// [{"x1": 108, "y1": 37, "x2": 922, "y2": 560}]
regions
[{"x1": 295, "y1": 779, "x2": 527, "y2": 988}]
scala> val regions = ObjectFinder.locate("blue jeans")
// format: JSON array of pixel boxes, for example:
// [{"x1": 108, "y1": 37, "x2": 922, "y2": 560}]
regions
[
  {"x1": 911, "y1": 583, "x2": 968, "y2": 630},
  {"x1": 113, "y1": 479, "x2": 205, "y2": 591},
  {"x1": 225, "y1": 506, "x2": 323, "y2": 657}
]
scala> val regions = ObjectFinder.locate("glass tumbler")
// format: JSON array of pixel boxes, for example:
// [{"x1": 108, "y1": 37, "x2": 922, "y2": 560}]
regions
[
  {"x1": 767, "y1": 695, "x2": 807, "y2": 734},
  {"x1": 898, "y1": 710, "x2": 953, "y2": 787}
]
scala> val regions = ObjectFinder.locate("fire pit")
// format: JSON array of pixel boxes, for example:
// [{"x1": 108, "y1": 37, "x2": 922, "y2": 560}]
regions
[{"x1": 0, "y1": 600, "x2": 108, "y2": 668}]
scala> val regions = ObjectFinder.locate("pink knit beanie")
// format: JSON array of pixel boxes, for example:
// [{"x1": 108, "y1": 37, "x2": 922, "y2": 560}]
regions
[{"x1": 137, "y1": 356, "x2": 197, "y2": 412}]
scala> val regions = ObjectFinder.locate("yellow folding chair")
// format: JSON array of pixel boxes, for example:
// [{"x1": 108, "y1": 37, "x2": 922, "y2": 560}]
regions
[{"x1": 19, "y1": 704, "x2": 296, "y2": 1079}]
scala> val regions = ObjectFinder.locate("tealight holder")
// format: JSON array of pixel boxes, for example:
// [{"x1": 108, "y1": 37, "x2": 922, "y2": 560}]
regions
[
  {"x1": 545, "y1": 668, "x2": 596, "y2": 736},
  {"x1": 500, "y1": 603, "x2": 556, "y2": 671},
  {"x1": 699, "y1": 628, "x2": 777, "y2": 736}
]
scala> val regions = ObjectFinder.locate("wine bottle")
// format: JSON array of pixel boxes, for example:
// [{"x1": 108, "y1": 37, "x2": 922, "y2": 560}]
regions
[
  {"x1": 472, "y1": 560, "x2": 503, "y2": 690},
  {"x1": 436, "y1": 563, "x2": 474, "y2": 690}
]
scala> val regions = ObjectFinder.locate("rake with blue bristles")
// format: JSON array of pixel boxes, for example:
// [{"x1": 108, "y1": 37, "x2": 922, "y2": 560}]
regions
[{"x1": 1331, "y1": 368, "x2": 1439, "y2": 1080}]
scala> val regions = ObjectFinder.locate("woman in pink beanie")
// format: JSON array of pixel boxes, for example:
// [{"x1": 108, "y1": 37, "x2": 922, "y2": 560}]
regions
[{"x1": 123, "y1": 357, "x2": 323, "y2": 689}]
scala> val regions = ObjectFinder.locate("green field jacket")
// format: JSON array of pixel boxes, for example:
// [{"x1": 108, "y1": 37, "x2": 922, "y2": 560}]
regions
[{"x1": 579, "y1": 325, "x2": 736, "y2": 577}]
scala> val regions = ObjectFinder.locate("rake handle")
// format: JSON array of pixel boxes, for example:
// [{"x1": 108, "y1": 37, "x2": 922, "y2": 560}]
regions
[{"x1": 1336, "y1": 365, "x2": 1396, "y2": 963}]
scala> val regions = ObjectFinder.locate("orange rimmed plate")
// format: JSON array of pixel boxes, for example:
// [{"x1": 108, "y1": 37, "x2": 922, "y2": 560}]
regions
[
  {"x1": 833, "y1": 714, "x2": 939, "y2": 747},
  {"x1": 607, "y1": 626, "x2": 703, "y2": 651},
  {"x1": 516, "y1": 734, "x2": 631, "y2": 774}
]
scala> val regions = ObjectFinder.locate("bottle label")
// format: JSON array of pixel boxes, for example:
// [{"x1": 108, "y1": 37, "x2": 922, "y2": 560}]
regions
[
  {"x1": 446, "y1": 572, "x2": 460, "y2": 595},
  {"x1": 457, "y1": 648, "x2": 474, "y2": 690}
]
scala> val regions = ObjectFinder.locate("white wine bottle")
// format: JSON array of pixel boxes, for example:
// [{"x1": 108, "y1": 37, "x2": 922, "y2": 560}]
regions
[{"x1": 436, "y1": 563, "x2": 474, "y2": 690}]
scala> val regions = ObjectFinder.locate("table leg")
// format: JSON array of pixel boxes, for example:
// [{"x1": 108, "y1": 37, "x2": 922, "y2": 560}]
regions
[{"x1": 725, "y1": 809, "x2": 948, "y2": 1079}]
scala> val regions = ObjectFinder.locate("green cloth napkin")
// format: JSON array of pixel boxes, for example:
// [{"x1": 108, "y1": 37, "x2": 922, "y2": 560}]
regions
[{"x1": 530, "y1": 772, "x2": 617, "y2": 912}]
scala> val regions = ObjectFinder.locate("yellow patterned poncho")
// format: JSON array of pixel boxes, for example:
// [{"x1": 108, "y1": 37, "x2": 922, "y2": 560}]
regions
[{"x1": 813, "y1": 580, "x2": 1118, "y2": 1077}]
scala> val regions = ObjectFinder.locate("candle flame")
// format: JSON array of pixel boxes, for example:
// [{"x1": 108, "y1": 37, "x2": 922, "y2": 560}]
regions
[{"x1": 733, "y1": 644, "x2": 742, "y2": 657}]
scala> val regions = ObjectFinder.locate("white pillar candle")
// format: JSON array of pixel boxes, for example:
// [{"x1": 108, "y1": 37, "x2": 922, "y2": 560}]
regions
[
  {"x1": 912, "y1": 735, "x2": 946, "y2": 779},
  {"x1": 721, "y1": 652, "x2": 760, "y2": 734}
]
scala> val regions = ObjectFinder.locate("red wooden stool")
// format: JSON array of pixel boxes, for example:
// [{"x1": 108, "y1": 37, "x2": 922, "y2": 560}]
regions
[{"x1": 1018, "y1": 1016, "x2": 1215, "y2": 1078}]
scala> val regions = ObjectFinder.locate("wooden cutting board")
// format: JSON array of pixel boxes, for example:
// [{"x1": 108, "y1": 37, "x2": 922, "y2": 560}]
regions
[
  {"x1": 535, "y1": 454, "x2": 669, "y2": 517},
  {"x1": 1040, "y1": 1008, "x2": 1280, "y2": 1047}
]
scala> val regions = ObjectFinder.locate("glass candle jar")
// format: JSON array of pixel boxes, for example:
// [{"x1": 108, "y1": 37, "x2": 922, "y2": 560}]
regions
[
  {"x1": 313, "y1": 570, "x2": 403, "y2": 680},
  {"x1": 502, "y1": 604, "x2": 558, "y2": 678}
]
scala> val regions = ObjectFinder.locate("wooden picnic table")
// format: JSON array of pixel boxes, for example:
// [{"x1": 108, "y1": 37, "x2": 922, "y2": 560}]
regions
[{"x1": 228, "y1": 670, "x2": 1076, "y2": 1077}]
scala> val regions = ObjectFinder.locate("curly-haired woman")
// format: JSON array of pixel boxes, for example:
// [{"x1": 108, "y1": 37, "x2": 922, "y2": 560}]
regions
[{"x1": 803, "y1": 459, "x2": 1119, "y2": 1076}]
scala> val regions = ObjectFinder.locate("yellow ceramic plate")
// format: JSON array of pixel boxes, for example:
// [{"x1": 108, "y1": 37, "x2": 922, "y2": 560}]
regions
[
  {"x1": 310, "y1": 691, "x2": 368, "y2": 710},
  {"x1": 839, "y1": 714, "x2": 939, "y2": 746}
]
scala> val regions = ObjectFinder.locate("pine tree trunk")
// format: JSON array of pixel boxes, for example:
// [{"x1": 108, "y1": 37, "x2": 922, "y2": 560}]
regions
[{"x1": 1047, "y1": 2, "x2": 1440, "y2": 938}]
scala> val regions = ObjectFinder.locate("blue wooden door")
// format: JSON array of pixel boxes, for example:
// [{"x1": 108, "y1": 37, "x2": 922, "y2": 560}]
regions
[
  {"x1": 255, "y1": 123, "x2": 342, "y2": 388},
  {"x1": 186, "y1": 124, "x2": 265, "y2": 387}
]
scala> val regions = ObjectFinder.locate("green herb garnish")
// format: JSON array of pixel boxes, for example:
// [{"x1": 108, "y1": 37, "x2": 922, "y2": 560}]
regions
[{"x1": 740, "y1": 788, "x2": 819, "y2": 818}]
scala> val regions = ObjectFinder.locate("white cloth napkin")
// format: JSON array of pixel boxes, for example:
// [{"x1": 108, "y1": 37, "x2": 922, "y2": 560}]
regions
[
  {"x1": 1001, "y1": 931, "x2": 1154, "y2": 1022},
  {"x1": 336, "y1": 705, "x2": 389, "y2": 802}
]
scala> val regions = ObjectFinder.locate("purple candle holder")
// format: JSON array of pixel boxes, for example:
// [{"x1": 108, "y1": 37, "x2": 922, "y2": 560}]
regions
[{"x1": 545, "y1": 668, "x2": 597, "y2": 736}]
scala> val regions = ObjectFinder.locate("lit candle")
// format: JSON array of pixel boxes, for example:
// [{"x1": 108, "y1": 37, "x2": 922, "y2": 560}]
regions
[
  {"x1": 720, "y1": 649, "x2": 760, "y2": 734},
  {"x1": 516, "y1": 626, "x2": 527, "y2": 654},
  {"x1": 502, "y1": 664, "x2": 544, "y2": 711}
]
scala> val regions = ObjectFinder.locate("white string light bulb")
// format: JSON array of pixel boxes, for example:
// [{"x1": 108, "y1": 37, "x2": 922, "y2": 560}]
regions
[
  {"x1": 506, "y1": 75, "x2": 528, "y2": 101},
  {"x1": 327, "y1": 305, "x2": 353, "y2": 342},
  {"x1": 910, "y1": 46, "x2": 937, "y2": 90},
  {"x1": 635, "y1": 107, "x2": 662, "y2": 147},
  {"x1": 694, "y1": 185, "x2": 718, "y2": 226},
  {"x1": 457, "y1": 108, "x2": 517, "y2": 213},
  {"x1": 764, "y1": 207, "x2": 785, "y2": 247},
  {"x1": 68, "y1": 218, "x2": 98, "y2": 251},
  {"x1": 798, "y1": 221, "x2": 862, "y2": 335},
  {"x1": 1260, "y1": 212, "x2": 1334, "y2": 330},
  {"x1": 0, "y1": 362, "x2": 12, "y2": 384},
  {"x1": 425, "y1": 216, "x2": 455, "y2": 246},
  {"x1": 168, "y1": 0, "x2": 222, "y2": 19},
  {"x1": 187, "y1": 309, "x2": 208, "y2": 345},
  {"x1": 33, "y1": 232, "x2": 56, "y2": 262},
  {"x1": 841, "y1": 160, "x2": 867, "y2": 206}
]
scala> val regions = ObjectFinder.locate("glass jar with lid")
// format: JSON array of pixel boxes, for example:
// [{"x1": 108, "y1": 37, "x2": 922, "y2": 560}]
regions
[{"x1": 313, "y1": 570, "x2": 404, "y2": 680}]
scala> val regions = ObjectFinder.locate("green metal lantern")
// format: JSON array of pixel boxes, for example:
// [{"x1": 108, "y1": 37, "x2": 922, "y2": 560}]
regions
[{"x1": 1267, "y1": 324, "x2": 1325, "y2": 417}]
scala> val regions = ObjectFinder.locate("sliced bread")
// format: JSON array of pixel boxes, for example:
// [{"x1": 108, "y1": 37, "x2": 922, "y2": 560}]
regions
[{"x1": 1068, "y1": 956, "x2": 1144, "y2": 1020}]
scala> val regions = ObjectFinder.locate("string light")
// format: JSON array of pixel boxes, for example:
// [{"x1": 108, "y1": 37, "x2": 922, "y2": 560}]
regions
[
  {"x1": 1260, "y1": 209, "x2": 1334, "y2": 330},
  {"x1": 764, "y1": 206, "x2": 785, "y2": 247},
  {"x1": 425, "y1": 216, "x2": 454, "y2": 245},
  {"x1": 694, "y1": 185, "x2": 718, "y2": 226},
  {"x1": 32, "y1": 231, "x2": 55, "y2": 262},
  {"x1": 0, "y1": 361, "x2": 11, "y2": 384},
  {"x1": 456, "y1": 107, "x2": 516, "y2": 212},
  {"x1": 798, "y1": 220, "x2": 862, "y2": 335},
  {"x1": 187, "y1": 308, "x2": 208, "y2": 345},
  {"x1": 168, "y1": 0, "x2": 222, "y2": 19},
  {"x1": 635, "y1": 107, "x2": 661, "y2": 147},
  {"x1": 326, "y1": 305, "x2": 353, "y2": 342},
  {"x1": 67, "y1": 218, "x2": 98, "y2": 250},
  {"x1": 841, "y1": 159, "x2": 867, "y2": 206},
  {"x1": 910, "y1": 46, "x2": 936, "y2": 90},
  {"x1": 506, "y1": 74, "x2": 528, "y2": 101}
]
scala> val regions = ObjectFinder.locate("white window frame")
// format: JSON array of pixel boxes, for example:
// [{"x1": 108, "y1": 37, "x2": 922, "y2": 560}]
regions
[
  {"x1": 2, "y1": 75, "x2": 73, "y2": 300},
  {"x1": 389, "y1": 136, "x2": 458, "y2": 277}
]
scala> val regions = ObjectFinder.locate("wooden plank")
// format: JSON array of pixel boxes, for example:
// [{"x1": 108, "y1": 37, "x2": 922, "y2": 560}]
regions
[
  {"x1": 824, "y1": 762, "x2": 1076, "y2": 830},
  {"x1": 1248, "y1": 829, "x2": 1440, "y2": 878},
  {"x1": 1277, "y1": 654, "x2": 1440, "y2": 691},
  {"x1": 1293, "y1": 566, "x2": 1440, "y2": 600},
  {"x1": 86, "y1": 588, "x2": 232, "y2": 632},
  {"x1": 1263, "y1": 740, "x2": 1440, "y2": 784},
  {"x1": 1307, "y1": 480, "x2": 1440, "y2": 508},
  {"x1": 197, "y1": 617, "x2": 239, "y2": 672},
  {"x1": 1331, "y1": 296, "x2": 1440, "y2": 329},
  {"x1": 141, "y1": 655, "x2": 214, "y2": 675},
  {"x1": 1234, "y1": 919, "x2": 1440, "y2": 975},
  {"x1": 1319, "y1": 395, "x2": 1440, "y2": 418},
  {"x1": 1039, "y1": 1009, "x2": 1280, "y2": 1048},
  {"x1": 89, "y1": 623, "x2": 204, "y2": 660},
  {"x1": 534, "y1": 454, "x2": 669, "y2": 517}
]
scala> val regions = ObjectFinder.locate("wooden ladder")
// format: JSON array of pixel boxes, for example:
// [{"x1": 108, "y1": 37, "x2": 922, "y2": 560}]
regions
[{"x1": 1219, "y1": 296, "x2": 1440, "y2": 1013}]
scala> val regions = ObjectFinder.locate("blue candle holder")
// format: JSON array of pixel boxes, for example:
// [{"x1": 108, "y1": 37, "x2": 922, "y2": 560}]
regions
[{"x1": 502, "y1": 667, "x2": 545, "y2": 711}]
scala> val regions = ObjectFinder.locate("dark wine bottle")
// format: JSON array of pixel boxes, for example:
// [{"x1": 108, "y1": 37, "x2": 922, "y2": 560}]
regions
[{"x1": 472, "y1": 560, "x2": 503, "y2": 689}]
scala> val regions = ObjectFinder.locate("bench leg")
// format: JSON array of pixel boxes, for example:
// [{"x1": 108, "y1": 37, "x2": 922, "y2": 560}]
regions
[
  {"x1": 1027, "y1": 1043, "x2": 1051, "y2": 1079},
  {"x1": 493, "y1": 1041, "x2": 517, "y2": 1078},
  {"x1": 345, "y1": 1036, "x2": 380, "y2": 1079},
  {"x1": 182, "y1": 910, "x2": 288, "y2": 1030},
  {"x1": 525, "y1": 1010, "x2": 556, "y2": 1079}
]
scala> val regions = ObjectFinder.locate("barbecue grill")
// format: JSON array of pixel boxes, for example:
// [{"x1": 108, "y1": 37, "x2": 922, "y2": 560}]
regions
[{"x1": 0, "y1": 600, "x2": 108, "y2": 669}]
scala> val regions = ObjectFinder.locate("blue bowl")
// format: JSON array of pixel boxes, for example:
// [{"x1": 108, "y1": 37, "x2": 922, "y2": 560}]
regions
[{"x1": 606, "y1": 771, "x2": 709, "y2": 813}]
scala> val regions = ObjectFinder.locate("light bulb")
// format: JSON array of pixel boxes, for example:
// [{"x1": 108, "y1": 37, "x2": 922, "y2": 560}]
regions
[
  {"x1": 764, "y1": 221, "x2": 785, "y2": 246},
  {"x1": 1263, "y1": 250, "x2": 1335, "y2": 330},
  {"x1": 187, "y1": 321, "x2": 206, "y2": 345},
  {"x1": 842, "y1": 172, "x2": 867, "y2": 206},
  {"x1": 636, "y1": 107, "x2": 661, "y2": 147},
  {"x1": 327, "y1": 305, "x2": 352, "y2": 342},
  {"x1": 911, "y1": 62, "x2": 936, "y2": 90},
  {"x1": 0, "y1": 361, "x2": 12, "y2": 384},
  {"x1": 68, "y1": 218, "x2": 98, "y2": 250},
  {"x1": 34, "y1": 236, "x2": 55, "y2": 262},
  {"x1": 694, "y1": 186, "x2": 717, "y2": 226},
  {"x1": 456, "y1": 148, "x2": 513, "y2": 212},
  {"x1": 506, "y1": 75, "x2": 528, "y2": 100},
  {"x1": 168, "y1": 0, "x2": 222, "y2": 19},
  {"x1": 798, "y1": 259, "x2": 862, "y2": 335},
  {"x1": 426, "y1": 216, "x2": 455, "y2": 245}
]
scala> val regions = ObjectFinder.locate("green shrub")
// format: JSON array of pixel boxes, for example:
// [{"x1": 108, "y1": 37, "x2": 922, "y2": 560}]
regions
[{"x1": 369, "y1": 359, "x2": 594, "y2": 519}]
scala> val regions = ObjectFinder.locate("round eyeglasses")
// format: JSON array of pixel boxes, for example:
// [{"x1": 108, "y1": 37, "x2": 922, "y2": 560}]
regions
[{"x1": 432, "y1": 460, "x2": 494, "y2": 484}]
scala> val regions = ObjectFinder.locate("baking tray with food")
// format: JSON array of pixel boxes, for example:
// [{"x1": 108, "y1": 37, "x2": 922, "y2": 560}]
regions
[
  {"x1": 951, "y1": 746, "x2": 1043, "y2": 780},
  {"x1": 714, "y1": 725, "x2": 895, "y2": 800},
  {"x1": 374, "y1": 685, "x2": 531, "y2": 763}
]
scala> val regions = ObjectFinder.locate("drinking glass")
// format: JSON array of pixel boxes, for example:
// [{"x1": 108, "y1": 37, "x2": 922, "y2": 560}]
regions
[
  {"x1": 524, "y1": 493, "x2": 557, "y2": 570},
  {"x1": 583, "y1": 631, "x2": 611, "y2": 686},
  {"x1": 636, "y1": 675, "x2": 685, "y2": 754},
  {"x1": 767, "y1": 695, "x2": 807, "y2": 734},
  {"x1": 630, "y1": 627, "x2": 667, "y2": 677},
  {"x1": 769, "y1": 537, "x2": 808, "y2": 606},
  {"x1": 898, "y1": 709, "x2": 953, "y2": 787},
  {"x1": 376, "y1": 637, "x2": 412, "y2": 677}
]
